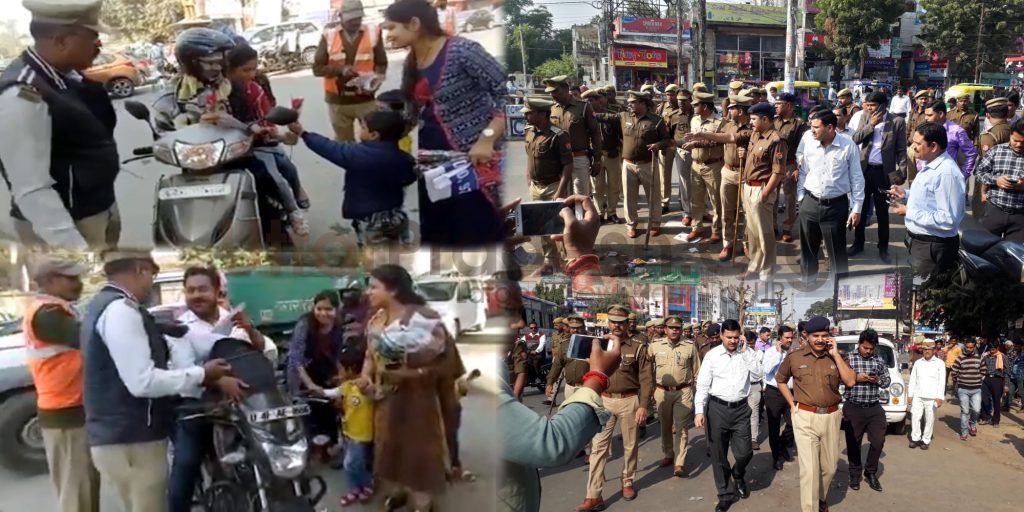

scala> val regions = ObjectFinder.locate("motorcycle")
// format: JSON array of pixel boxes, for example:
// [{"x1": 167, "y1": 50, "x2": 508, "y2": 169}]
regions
[
  {"x1": 505, "y1": 337, "x2": 549, "y2": 393},
  {"x1": 178, "y1": 338, "x2": 327, "y2": 512},
  {"x1": 122, "y1": 101, "x2": 302, "y2": 249},
  {"x1": 955, "y1": 226, "x2": 1024, "y2": 284}
]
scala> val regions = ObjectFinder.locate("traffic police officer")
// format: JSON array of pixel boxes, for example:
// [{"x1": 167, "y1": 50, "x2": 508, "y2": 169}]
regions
[
  {"x1": 650, "y1": 315, "x2": 702, "y2": 477},
  {"x1": 976, "y1": 96, "x2": 1013, "y2": 221},
  {"x1": 523, "y1": 97, "x2": 573, "y2": 272},
  {"x1": 595, "y1": 90, "x2": 674, "y2": 238},
  {"x1": 0, "y1": 0, "x2": 120, "y2": 250},
  {"x1": 773, "y1": 92, "x2": 807, "y2": 242},
  {"x1": 657, "y1": 84, "x2": 682, "y2": 214},
  {"x1": 577, "y1": 305, "x2": 653, "y2": 510},
  {"x1": 949, "y1": 92, "x2": 981, "y2": 142},
  {"x1": 545, "y1": 75, "x2": 603, "y2": 196},
  {"x1": 584, "y1": 88, "x2": 623, "y2": 223}
]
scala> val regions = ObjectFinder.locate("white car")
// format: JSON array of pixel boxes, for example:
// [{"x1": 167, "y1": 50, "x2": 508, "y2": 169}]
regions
[
  {"x1": 416, "y1": 278, "x2": 488, "y2": 337},
  {"x1": 835, "y1": 335, "x2": 909, "y2": 434},
  {"x1": 243, "y1": 20, "x2": 324, "y2": 65}
]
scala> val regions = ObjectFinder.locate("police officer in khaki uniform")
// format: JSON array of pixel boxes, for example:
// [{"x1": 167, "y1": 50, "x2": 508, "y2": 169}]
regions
[
  {"x1": 595, "y1": 91, "x2": 674, "y2": 239},
  {"x1": 523, "y1": 97, "x2": 573, "y2": 272},
  {"x1": 837, "y1": 88, "x2": 860, "y2": 118},
  {"x1": 722, "y1": 80, "x2": 744, "y2": 115},
  {"x1": 907, "y1": 90, "x2": 931, "y2": 182},
  {"x1": 673, "y1": 88, "x2": 696, "y2": 224},
  {"x1": 577, "y1": 305, "x2": 654, "y2": 510},
  {"x1": 547, "y1": 315, "x2": 590, "y2": 404},
  {"x1": 684, "y1": 93, "x2": 754, "y2": 260},
  {"x1": 681, "y1": 91, "x2": 725, "y2": 242},
  {"x1": 949, "y1": 92, "x2": 981, "y2": 142},
  {"x1": 645, "y1": 320, "x2": 658, "y2": 340},
  {"x1": 628, "y1": 311, "x2": 649, "y2": 344},
  {"x1": 976, "y1": 97, "x2": 1013, "y2": 220},
  {"x1": 584, "y1": 88, "x2": 624, "y2": 223},
  {"x1": 682, "y1": 322, "x2": 694, "y2": 342},
  {"x1": 739, "y1": 102, "x2": 788, "y2": 280},
  {"x1": 773, "y1": 93, "x2": 807, "y2": 242},
  {"x1": 657, "y1": 84, "x2": 682, "y2": 214},
  {"x1": 698, "y1": 322, "x2": 722, "y2": 361},
  {"x1": 541, "y1": 317, "x2": 568, "y2": 405},
  {"x1": 650, "y1": 315, "x2": 702, "y2": 477},
  {"x1": 545, "y1": 75, "x2": 603, "y2": 196}
]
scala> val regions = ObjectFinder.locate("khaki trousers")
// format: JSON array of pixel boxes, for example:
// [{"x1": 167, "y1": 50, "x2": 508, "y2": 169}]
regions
[
  {"x1": 622, "y1": 159, "x2": 661, "y2": 228},
  {"x1": 42, "y1": 427, "x2": 100, "y2": 512},
  {"x1": 658, "y1": 148, "x2": 675, "y2": 207},
  {"x1": 15, "y1": 204, "x2": 121, "y2": 250},
  {"x1": 792, "y1": 408, "x2": 841, "y2": 512},
  {"x1": 690, "y1": 160, "x2": 723, "y2": 234},
  {"x1": 571, "y1": 155, "x2": 592, "y2": 196},
  {"x1": 529, "y1": 180, "x2": 562, "y2": 266},
  {"x1": 592, "y1": 155, "x2": 622, "y2": 217},
  {"x1": 655, "y1": 387, "x2": 694, "y2": 466},
  {"x1": 720, "y1": 167, "x2": 744, "y2": 248},
  {"x1": 91, "y1": 440, "x2": 170, "y2": 512},
  {"x1": 742, "y1": 184, "x2": 778, "y2": 278},
  {"x1": 674, "y1": 149, "x2": 692, "y2": 216},
  {"x1": 781, "y1": 163, "x2": 798, "y2": 232},
  {"x1": 328, "y1": 101, "x2": 378, "y2": 142},
  {"x1": 907, "y1": 146, "x2": 918, "y2": 184},
  {"x1": 587, "y1": 395, "x2": 640, "y2": 498}
]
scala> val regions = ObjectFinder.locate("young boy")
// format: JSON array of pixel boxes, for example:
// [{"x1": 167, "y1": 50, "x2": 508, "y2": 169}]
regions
[
  {"x1": 376, "y1": 89, "x2": 414, "y2": 155},
  {"x1": 288, "y1": 110, "x2": 416, "y2": 247},
  {"x1": 323, "y1": 350, "x2": 375, "y2": 506}
]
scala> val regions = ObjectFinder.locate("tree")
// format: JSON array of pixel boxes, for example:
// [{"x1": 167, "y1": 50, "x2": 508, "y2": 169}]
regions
[
  {"x1": 586, "y1": 291, "x2": 632, "y2": 318},
  {"x1": 102, "y1": 0, "x2": 185, "y2": 42},
  {"x1": 813, "y1": 0, "x2": 904, "y2": 76},
  {"x1": 804, "y1": 298, "x2": 835, "y2": 320},
  {"x1": 918, "y1": 0, "x2": 1024, "y2": 80},
  {"x1": 916, "y1": 278, "x2": 1024, "y2": 337},
  {"x1": 533, "y1": 282, "x2": 566, "y2": 305},
  {"x1": 533, "y1": 53, "x2": 578, "y2": 79}
]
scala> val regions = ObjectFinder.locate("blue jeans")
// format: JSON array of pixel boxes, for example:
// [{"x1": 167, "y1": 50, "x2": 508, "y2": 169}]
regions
[
  {"x1": 957, "y1": 388, "x2": 982, "y2": 435},
  {"x1": 169, "y1": 415, "x2": 212, "y2": 512},
  {"x1": 343, "y1": 439, "x2": 373, "y2": 491},
  {"x1": 253, "y1": 147, "x2": 300, "y2": 212}
]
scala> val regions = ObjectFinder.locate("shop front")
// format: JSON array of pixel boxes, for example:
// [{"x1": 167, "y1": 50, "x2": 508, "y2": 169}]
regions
[
  {"x1": 611, "y1": 46, "x2": 677, "y2": 91},
  {"x1": 705, "y1": 2, "x2": 787, "y2": 95}
]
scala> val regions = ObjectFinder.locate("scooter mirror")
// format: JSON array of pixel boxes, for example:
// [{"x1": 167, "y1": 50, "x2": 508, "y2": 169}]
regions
[
  {"x1": 124, "y1": 100, "x2": 151, "y2": 121},
  {"x1": 264, "y1": 106, "x2": 299, "y2": 126}
]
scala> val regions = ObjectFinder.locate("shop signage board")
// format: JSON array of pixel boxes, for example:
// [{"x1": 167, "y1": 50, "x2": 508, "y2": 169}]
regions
[{"x1": 612, "y1": 47, "x2": 669, "y2": 68}]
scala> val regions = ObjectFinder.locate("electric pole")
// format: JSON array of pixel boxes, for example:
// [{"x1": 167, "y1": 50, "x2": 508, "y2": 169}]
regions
[
  {"x1": 783, "y1": 0, "x2": 798, "y2": 92},
  {"x1": 694, "y1": 0, "x2": 706, "y2": 87},
  {"x1": 518, "y1": 25, "x2": 528, "y2": 78},
  {"x1": 676, "y1": 0, "x2": 685, "y2": 84},
  {"x1": 974, "y1": 0, "x2": 986, "y2": 82}
]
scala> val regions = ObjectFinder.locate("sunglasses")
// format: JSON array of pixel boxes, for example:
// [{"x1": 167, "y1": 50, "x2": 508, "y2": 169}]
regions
[{"x1": 667, "y1": 326, "x2": 682, "y2": 330}]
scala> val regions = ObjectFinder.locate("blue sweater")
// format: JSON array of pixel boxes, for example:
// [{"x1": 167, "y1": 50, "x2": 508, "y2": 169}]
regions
[{"x1": 301, "y1": 133, "x2": 416, "y2": 219}]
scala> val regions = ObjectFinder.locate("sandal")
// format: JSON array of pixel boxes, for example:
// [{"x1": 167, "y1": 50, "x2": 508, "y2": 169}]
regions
[
  {"x1": 358, "y1": 487, "x2": 375, "y2": 504},
  {"x1": 340, "y1": 491, "x2": 361, "y2": 507},
  {"x1": 452, "y1": 466, "x2": 476, "y2": 482}
]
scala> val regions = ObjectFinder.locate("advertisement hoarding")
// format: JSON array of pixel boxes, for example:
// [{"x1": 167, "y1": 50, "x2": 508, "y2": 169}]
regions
[
  {"x1": 837, "y1": 273, "x2": 898, "y2": 311},
  {"x1": 612, "y1": 47, "x2": 669, "y2": 68}
]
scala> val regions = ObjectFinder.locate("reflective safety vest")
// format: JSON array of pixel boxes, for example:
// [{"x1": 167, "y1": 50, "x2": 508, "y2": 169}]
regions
[
  {"x1": 23, "y1": 296, "x2": 84, "y2": 411},
  {"x1": 439, "y1": 8, "x2": 457, "y2": 36},
  {"x1": 323, "y1": 24, "x2": 380, "y2": 96}
]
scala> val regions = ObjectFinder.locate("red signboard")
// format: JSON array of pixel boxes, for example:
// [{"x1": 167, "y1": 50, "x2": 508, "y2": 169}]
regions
[
  {"x1": 617, "y1": 16, "x2": 679, "y2": 35},
  {"x1": 612, "y1": 47, "x2": 669, "y2": 69},
  {"x1": 805, "y1": 33, "x2": 828, "y2": 47}
]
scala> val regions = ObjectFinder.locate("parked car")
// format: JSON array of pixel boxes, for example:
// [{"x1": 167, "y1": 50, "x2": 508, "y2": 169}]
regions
[
  {"x1": 243, "y1": 21, "x2": 324, "y2": 66},
  {"x1": 835, "y1": 335, "x2": 909, "y2": 435},
  {"x1": 457, "y1": 8, "x2": 495, "y2": 32},
  {"x1": 417, "y1": 277, "x2": 488, "y2": 337},
  {"x1": 83, "y1": 52, "x2": 143, "y2": 98}
]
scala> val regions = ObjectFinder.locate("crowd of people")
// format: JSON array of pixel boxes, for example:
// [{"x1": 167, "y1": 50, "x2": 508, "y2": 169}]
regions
[
  {"x1": 518, "y1": 75, "x2": 1024, "y2": 283},
  {"x1": 23, "y1": 251, "x2": 474, "y2": 512}
]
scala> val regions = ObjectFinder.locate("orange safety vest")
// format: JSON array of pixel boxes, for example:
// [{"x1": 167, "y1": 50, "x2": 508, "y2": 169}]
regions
[
  {"x1": 440, "y1": 8, "x2": 457, "y2": 36},
  {"x1": 23, "y1": 296, "x2": 83, "y2": 411},
  {"x1": 324, "y1": 24, "x2": 380, "y2": 96}
]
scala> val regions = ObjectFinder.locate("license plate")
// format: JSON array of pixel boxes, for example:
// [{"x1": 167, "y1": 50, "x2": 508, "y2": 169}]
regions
[
  {"x1": 247, "y1": 404, "x2": 311, "y2": 424},
  {"x1": 158, "y1": 183, "x2": 232, "y2": 200}
]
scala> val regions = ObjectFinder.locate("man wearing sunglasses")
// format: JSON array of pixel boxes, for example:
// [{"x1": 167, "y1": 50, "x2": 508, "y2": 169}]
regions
[
  {"x1": 649, "y1": 315, "x2": 702, "y2": 478},
  {"x1": 0, "y1": 0, "x2": 120, "y2": 250}
]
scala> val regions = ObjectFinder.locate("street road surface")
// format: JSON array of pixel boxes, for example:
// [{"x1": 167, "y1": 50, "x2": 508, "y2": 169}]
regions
[{"x1": 0, "y1": 27, "x2": 503, "y2": 252}]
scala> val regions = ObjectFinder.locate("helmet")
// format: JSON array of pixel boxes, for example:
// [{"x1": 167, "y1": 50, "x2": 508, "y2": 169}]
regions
[{"x1": 174, "y1": 27, "x2": 236, "y2": 75}]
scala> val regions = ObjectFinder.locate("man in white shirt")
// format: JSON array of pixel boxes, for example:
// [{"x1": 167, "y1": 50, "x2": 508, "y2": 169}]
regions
[
  {"x1": 695, "y1": 319, "x2": 764, "y2": 512},
  {"x1": 888, "y1": 87, "x2": 912, "y2": 119},
  {"x1": 762, "y1": 325, "x2": 796, "y2": 470},
  {"x1": 796, "y1": 109, "x2": 866, "y2": 285},
  {"x1": 82, "y1": 251, "x2": 232, "y2": 512},
  {"x1": 167, "y1": 266, "x2": 266, "y2": 512},
  {"x1": 907, "y1": 340, "x2": 946, "y2": 449}
]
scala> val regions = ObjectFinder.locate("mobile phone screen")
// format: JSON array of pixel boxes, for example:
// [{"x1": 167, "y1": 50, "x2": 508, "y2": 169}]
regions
[
  {"x1": 568, "y1": 334, "x2": 610, "y2": 360},
  {"x1": 516, "y1": 201, "x2": 569, "y2": 236}
]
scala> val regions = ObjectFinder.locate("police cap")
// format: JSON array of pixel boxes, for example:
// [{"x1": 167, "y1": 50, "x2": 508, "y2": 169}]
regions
[
  {"x1": 543, "y1": 75, "x2": 570, "y2": 93},
  {"x1": 664, "y1": 84, "x2": 680, "y2": 93},
  {"x1": 729, "y1": 93, "x2": 754, "y2": 107},
  {"x1": 749, "y1": 102, "x2": 775, "y2": 118},
  {"x1": 665, "y1": 316, "x2": 684, "y2": 328},
  {"x1": 23, "y1": 0, "x2": 111, "y2": 33},
  {"x1": 581, "y1": 89, "x2": 602, "y2": 99},
  {"x1": 985, "y1": 97, "x2": 1009, "y2": 109},
  {"x1": 31, "y1": 256, "x2": 87, "y2": 284},
  {"x1": 777, "y1": 92, "x2": 797, "y2": 103},
  {"x1": 804, "y1": 315, "x2": 831, "y2": 334},
  {"x1": 729, "y1": 80, "x2": 744, "y2": 89},
  {"x1": 692, "y1": 91, "x2": 715, "y2": 105},
  {"x1": 706, "y1": 323, "x2": 721, "y2": 336},
  {"x1": 520, "y1": 97, "x2": 554, "y2": 113},
  {"x1": 837, "y1": 88, "x2": 853, "y2": 98},
  {"x1": 607, "y1": 305, "x2": 630, "y2": 322},
  {"x1": 567, "y1": 316, "x2": 585, "y2": 328}
]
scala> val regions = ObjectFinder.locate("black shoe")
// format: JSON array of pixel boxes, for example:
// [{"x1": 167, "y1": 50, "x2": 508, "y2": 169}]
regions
[
  {"x1": 715, "y1": 499, "x2": 735, "y2": 512},
  {"x1": 783, "y1": 451, "x2": 794, "y2": 462},
  {"x1": 849, "y1": 479, "x2": 861, "y2": 491},
  {"x1": 879, "y1": 250, "x2": 892, "y2": 264},
  {"x1": 662, "y1": 205, "x2": 670, "y2": 215},
  {"x1": 773, "y1": 458, "x2": 784, "y2": 471},
  {"x1": 919, "y1": 442, "x2": 929, "y2": 450},
  {"x1": 848, "y1": 245, "x2": 864, "y2": 256},
  {"x1": 909, "y1": 440, "x2": 920, "y2": 449},
  {"x1": 734, "y1": 477, "x2": 749, "y2": 499},
  {"x1": 866, "y1": 474, "x2": 883, "y2": 492},
  {"x1": 609, "y1": 214, "x2": 623, "y2": 224}
]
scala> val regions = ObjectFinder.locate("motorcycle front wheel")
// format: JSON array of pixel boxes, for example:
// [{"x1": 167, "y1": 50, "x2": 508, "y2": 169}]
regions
[{"x1": 203, "y1": 481, "x2": 254, "y2": 512}]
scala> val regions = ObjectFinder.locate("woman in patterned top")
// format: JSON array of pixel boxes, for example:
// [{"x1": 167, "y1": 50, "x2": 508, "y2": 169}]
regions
[{"x1": 384, "y1": 0, "x2": 508, "y2": 247}]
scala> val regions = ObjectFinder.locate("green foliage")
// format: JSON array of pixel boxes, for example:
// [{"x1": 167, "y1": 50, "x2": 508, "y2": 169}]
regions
[
  {"x1": 804, "y1": 298, "x2": 835, "y2": 320},
  {"x1": 916, "y1": 278, "x2": 1024, "y2": 337},
  {"x1": 504, "y1": 0, "x2": 576, "y2": 75},
  {"x1": 813, "y1": 0, "x2": 904, "y2": 66},
  {"x1": 586, "y1": 291, "x2": 631, "y2": 317},
  {"x1": 102, "y1": 0, "x2": 185, "y2": 43},
  {"x1": 918, "y1": 0, "x2": 1024, "y2": 74},
  {"x1": 533, "y1": 282, "x2": 565, "y2": 305},
  {"x1": 533, "y1": 54, "x2": 578, "y2": 79},
  {"x1": 178, "y1": 249, "x2": 271, "y2": 270}
]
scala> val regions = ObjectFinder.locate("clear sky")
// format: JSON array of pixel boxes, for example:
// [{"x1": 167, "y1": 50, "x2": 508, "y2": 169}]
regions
[
  {"x1": 536, "y1": 0, "x2": 602, "y2": 30},
  {"x1": 0, "y1": 4, "x2": 32, "y2": 35}
]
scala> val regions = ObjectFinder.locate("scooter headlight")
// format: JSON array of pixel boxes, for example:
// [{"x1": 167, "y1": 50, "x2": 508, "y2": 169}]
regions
[
  {"x1": 225, "y1": 139, "x2": 252, "y2": 161},
  {"x1": 259, "y1": 437, "x2": 308, "y2": 479},
  {"x1": 173, "y1": 140, "x2": 225, "y2": 170}
]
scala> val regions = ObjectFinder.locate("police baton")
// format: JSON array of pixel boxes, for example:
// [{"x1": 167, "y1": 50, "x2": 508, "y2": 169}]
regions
[{"x1": 547, "y1": 375, "x2": 565, "y2": 418}]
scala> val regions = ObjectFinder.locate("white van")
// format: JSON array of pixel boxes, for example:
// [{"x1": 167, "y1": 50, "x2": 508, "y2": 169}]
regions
[
  {"x1": 416, "y1": 278, "x2": 489, "y2": 336},
  {"x1": 834, "y1": 335, "x2": 909, "y2": 434}
]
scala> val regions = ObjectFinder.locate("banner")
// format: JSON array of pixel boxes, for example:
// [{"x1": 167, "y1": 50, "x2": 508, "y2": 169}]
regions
[
  {"x1": 617, "y1": 16, "x2": 678, "y2": 36},
  {"x1": 612, "y1": 47, "x2": 669, "y2": 68},
  {"x1": 666, "y1": 285, "x2": 692, "y2": 315},
  {"x1": 867, "y1": 39, "x2": 892, "y2": 59},
  {"x1": 745, "y1": 303, "x2": 777, "y2": 316},
  {"x1": 805, "y1": 33, "x2": 828, "y2": 47},
  {"x1": 837, "y1": 273, "x2": 898, "y2": 311},
  {"x1": 706, "y1": 2, "x2": 786, "y2": 26}
]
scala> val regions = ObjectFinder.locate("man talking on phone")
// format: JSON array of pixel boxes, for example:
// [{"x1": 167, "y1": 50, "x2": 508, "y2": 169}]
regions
[
  {"x1": 694, "y1": 320, "x2": 763, "y2": 512},
  {"x1": 775, "y1": 316, "x2": 857, "y2": 512},
  {"x1": 576, "y1": 305, "x2": 653, "y2": 511},
  {"x1": 840, "y1": 329, "x2": 890, "y2": 493}
]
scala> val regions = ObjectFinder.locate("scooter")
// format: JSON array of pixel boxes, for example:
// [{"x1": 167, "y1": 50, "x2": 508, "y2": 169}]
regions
[
  {"x1": 178, "y1": 338, "x2": 327, "y2": 512},
  {"x1": 956, "y1": 227, "x2": 1024, "y2": 284},
  {"x1": 122, "y1": 101, "x2": 301, "y2": 250}
]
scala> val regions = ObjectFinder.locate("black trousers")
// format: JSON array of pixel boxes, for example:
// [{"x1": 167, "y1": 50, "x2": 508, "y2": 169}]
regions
[
  {"x1": 854, "y1": 164, "x2": 890, "y2": 250},
  {"x1": 707, "y1": 398, "x2": 753, "y2": 502},
  {"x1": 798, "y1": 193, "x2": 850, "y2": 280},
  {"x1": 980, "y1": 376, "x2": 1005, "y2": 424},
  {"x1": 981, "y1": 203, "x2": 1024, "y2": 243},
  {"x1": 764, "y1": 385, "x2": 795, "y2": 461},
  {"x1": 907, "y1": 234, "x2": 959, "y2": 279},
  {"x1": 842, "y1": 402, "x2": 887, "y2": 479}
]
